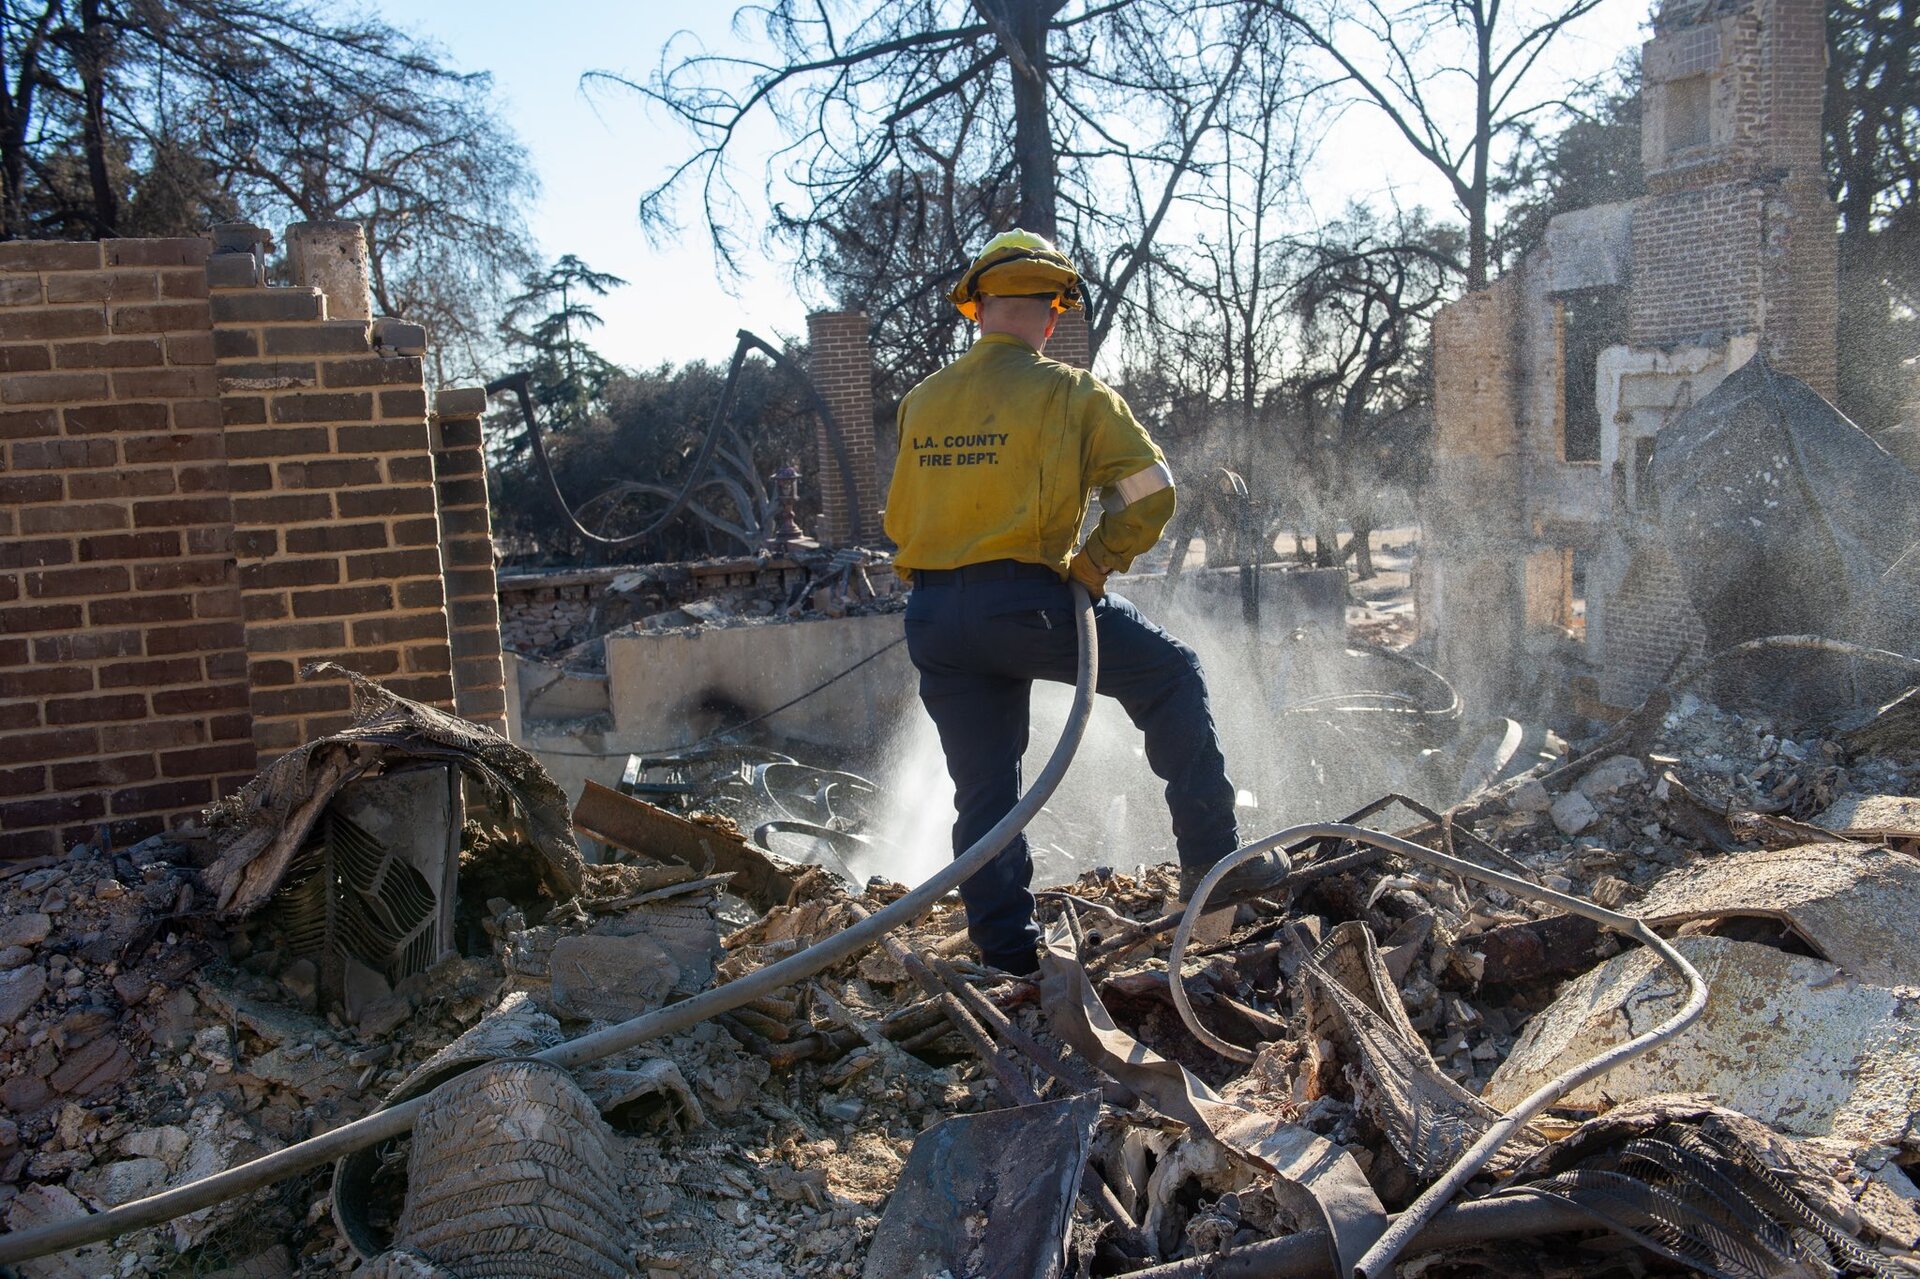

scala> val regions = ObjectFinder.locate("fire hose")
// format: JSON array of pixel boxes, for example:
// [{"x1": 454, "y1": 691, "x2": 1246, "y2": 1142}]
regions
[{"x1": 0, "y1": 590, "x2": 1092, "y2": 1264}]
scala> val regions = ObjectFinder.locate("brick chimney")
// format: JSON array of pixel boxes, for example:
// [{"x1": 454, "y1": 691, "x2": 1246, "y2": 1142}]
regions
[{"x1": 804, "y1": 311, "x2": 882, "y2": 545}]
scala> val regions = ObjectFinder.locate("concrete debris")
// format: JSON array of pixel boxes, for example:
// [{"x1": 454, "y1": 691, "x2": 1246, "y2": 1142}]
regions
[
  {"x1": 1637, "y1": 842, "x2": 1920, "y2": 985},
  {"x1": 1546, "y1": 789, "x2": 1598, "y2": 836},
  {"x1": 501, "y1": 546, "x2": 906, "y2": 664},
  {"x1": 6, "y1": 660, "x2": 1920, "y2": 1279},
  {"x1": 1486, "y1": 932, "x2": 1920, "y2": 1150},
  {"x1": 1816, "y1": 793, "x2": 1920, "y2": 853},
  {"x1": 1573, "y1": 752, "x2": 1646, "y2": 799}
]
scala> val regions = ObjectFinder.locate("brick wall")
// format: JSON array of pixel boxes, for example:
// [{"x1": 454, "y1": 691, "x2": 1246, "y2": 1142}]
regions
[
  {"x1": 1, "y1": 226, "x2": 504, "y2": 857},
  {"x1": 1046, "y1": 307, "x2": 1091, "y2": 370},
  {"x1": 804, "y1": 311, "x2": 882, "y2": 546},
  {"x1": 207, "y1": 242, "x2": 453, "y2": 759},
  {"x1": 1627, "y1": 184, "x2": 1765, "y2": 348},
  {"x1": 0, "y1": 237, "x2": 255, "y2": 857},
  {"x1": 1431, "y1": 283, "x2": 1520, "y2": 462},
  {"x1": 1420, "y1": 0, "x2": 1838, "y2": 716},
  {"x1": 431, "y1": 389, "x2": 508, "y2": 735},
  {"x1": 1601, "y1": 542, "x2": 1709, "y2": 706},
  {"x1": 1634, "y1": 0, "x2": 1835, "y2": 393},
  {"x1": 1759, "y1": 176, "x2": 1838, "y2": 396}
]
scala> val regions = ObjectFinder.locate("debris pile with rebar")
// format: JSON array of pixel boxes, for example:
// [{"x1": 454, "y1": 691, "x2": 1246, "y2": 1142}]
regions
[{"x1": 4, "y1": 642, "x2": 1920, "y2": 1279}]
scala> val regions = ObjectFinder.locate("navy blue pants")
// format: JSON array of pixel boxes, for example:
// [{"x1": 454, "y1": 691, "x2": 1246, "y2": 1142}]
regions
[{"x1": 904, "y1": 560, "x2": 1238, "y2": 970}]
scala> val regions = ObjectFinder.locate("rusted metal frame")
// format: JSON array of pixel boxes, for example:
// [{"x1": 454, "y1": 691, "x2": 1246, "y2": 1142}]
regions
[
  {"x1": 717, "y1": 1013, "x2": 839, "y2": 1070},
  {"x1": 1082, "y1": 844, "x2": 1385, "y2": 971},
  {"x1": 722, "y1": 995, "x2": 947, "y2": 1069},
  {"x1": 1383, "y1": 792, "x2": 1533, "y2": 875},
  {"x1": 846, "y1": 903, "x2": 1039, "y2": 1105},
  {"x1": 1081, "y1": 794, "x2": 1415, "y2": 967},
  {"x1": 923, "y1": 951, "x2": 1107, "y2": 1096},
  {"x1": 484, "y1": 343, "x2": 749, "y2": 549},
  {"x1": 809, "y1": 979, "x2": 946, "y2": 1085},
  {"x1": 897, "y1": 1020, "x2": 966, "y2": 1054},
  {"x1": 732, "y1": 328, "x2": 865, "y2": 543},
  {"x1": 1166, "y1": 822, "x2": 1709, "y2": 1279}
]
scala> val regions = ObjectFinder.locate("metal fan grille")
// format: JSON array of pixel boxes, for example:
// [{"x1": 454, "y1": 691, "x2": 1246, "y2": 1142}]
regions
[
  {"x1": 267, "y1": 779, "x2": 454, "y2": 1014},
  {"x1": 1502, "y1": 1124, "x2": 1899, "y2": 1279}
]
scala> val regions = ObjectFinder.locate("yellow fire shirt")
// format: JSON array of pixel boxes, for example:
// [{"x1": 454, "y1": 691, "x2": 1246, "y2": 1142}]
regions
[{"x1": 884, "y1": 333, "x2": 1176, "y2": 579}]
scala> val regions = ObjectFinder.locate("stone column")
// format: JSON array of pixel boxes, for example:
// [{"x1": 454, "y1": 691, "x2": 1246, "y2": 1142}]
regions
[
  {"x1": 431, "y1": 388, "x2": 509, "y2": 736},
  {"x1": 286, "y1": 220, "x2": 372, "y2": 323},
  {"x1": 805, "y1": 311, "x2": 881, "y2": 545}
]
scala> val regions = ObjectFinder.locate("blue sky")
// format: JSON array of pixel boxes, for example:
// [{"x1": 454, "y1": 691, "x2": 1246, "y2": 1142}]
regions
[{"x1": 379, "y1": 2, "x2": 1649, "y2": 371}]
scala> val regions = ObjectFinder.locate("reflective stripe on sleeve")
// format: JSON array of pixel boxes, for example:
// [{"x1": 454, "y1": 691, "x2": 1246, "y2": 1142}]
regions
[{"x1": 1112, "y1": 461, "x2": 1173, "y2": 508}]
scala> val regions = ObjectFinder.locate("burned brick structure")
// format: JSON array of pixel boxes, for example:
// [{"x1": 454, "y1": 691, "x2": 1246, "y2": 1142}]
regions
[
  {"x1": 0, "y1": 222, "x2": 508, "y2": 857},
  {"x1": 1423, "y1": 0, "x2": 1840, "y2": 713}
]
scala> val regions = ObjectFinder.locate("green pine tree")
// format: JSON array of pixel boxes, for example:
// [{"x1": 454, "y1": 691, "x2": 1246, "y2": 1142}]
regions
[{"x1": 501, "y1": 254, "x2": 628, "y2": 432}]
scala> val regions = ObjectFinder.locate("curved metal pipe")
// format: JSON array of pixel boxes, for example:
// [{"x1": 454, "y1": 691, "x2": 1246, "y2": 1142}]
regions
[
  {"x1": 1165, "y1": 822, "x2": 1709, "y2": 1279},
  {"x1": 0, "y1": 587, "x2": 1099, "y2": 1264}
]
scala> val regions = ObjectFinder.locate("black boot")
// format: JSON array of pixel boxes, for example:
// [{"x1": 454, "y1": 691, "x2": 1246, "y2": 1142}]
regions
[
  {"x1": 1177, "y1": 853, "x2": 1289, "y2": 906},
  {"x1": 981, "y1": 946, "x2": 1040, "y2": 977}
]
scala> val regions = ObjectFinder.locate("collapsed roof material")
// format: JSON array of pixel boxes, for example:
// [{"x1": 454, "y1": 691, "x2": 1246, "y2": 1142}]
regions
[
  {"x1": 205, "y1": 663, "x2": 584, "y2": 919},
  {"x1": 1646, "y1": 356, "x2": 1920, "y2": 654},
  {"x1": 1636, "y1": 842, "x2": 1920, "y2": 985}
]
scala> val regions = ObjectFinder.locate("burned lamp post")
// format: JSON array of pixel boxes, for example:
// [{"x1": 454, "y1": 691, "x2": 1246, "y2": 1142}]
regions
[{"x1": 766, "y1": 464, "x2": 808, "y2": 552}]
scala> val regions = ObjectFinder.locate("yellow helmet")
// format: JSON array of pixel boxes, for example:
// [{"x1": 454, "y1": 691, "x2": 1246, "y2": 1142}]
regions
[{"x1": 949, "y1": 228, "x2": 1083, "y2": 322}]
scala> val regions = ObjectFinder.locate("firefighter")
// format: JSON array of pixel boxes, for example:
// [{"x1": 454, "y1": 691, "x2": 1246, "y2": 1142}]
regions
[{"x1": 884, "y1": 229, "x2": 1282, "y2": 975}]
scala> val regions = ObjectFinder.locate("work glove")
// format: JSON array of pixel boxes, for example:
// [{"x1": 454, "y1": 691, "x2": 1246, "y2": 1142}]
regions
[{"x1": 1068, "y1": 549, "x2": 1110, "y2": 598}]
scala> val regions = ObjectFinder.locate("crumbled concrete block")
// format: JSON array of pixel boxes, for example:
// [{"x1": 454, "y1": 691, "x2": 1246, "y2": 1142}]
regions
[
  {"x1": 70, "y1": 1156, "x2": 168, "y2": 1209},
  {"x1": 50, "y1": 1035, "x2": 134, "y2": 1097},
  {"x1": 1550, "y1": 790, "x2": 1599, "y2": 836},
  {"x1": 0, "y1": 913, "x2": 51, "y2": 949},
  {"x1": 1506, "y1": 778, "x2": 1552, "y2": 814},
  {"x1": 356, "y1": 993, "x2": 414, "y2": 1039},
  {"x1": 3, "y1": 1183, "x2": 117, "y2": 1277},
  {"x1": 191, "y1": 1024, "x2": 235, "y2": 1073},
  {"x1": 118, "y1": 1124, "x2": 190, "y2": 1168},
  {"x1": 0, "y1": 964, "x2": 46, "y2": 1028},
  {"x1": 1578, "y1": 754, "x2": 1648, "y2": 799}
]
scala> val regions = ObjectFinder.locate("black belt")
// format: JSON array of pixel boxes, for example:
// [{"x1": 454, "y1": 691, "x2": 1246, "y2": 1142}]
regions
[{"x1": 912, "y1": 559, "x2": 1062, "y2": 587}]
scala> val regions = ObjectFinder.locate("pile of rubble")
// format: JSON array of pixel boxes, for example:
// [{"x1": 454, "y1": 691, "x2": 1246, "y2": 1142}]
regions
[
  {"x1": 4, "y1": 655, "x2": 1920, "y2": 1278},
  {"x1": 502, "y1": 546, "x2": 905, "y2": 668}
]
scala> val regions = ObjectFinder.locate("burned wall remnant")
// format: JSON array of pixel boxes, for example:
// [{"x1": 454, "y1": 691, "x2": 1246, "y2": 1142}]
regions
[
  {"x1": 1644, "y1": 357, "x2": 1920, "y2": 653},
  {"x1": 804, "y1": 311, "x2": 882, "y2": 547},
  {"x1": 0, "y1": 223, "x2": 508, "y2": 858},
  {"x1": 1423, "y1": 0, "x2": 1847, "y2": 713}
]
